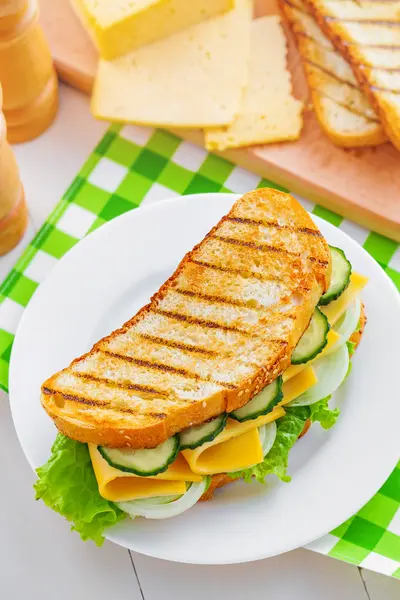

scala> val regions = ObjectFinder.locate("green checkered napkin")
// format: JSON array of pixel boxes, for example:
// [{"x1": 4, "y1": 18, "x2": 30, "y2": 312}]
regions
[{"x1": 1, "y1": 123, "x2": 399, "y2": 577}]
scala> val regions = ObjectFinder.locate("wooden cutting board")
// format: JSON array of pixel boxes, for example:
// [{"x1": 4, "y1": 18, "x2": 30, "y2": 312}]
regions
[{"x1": 39, "y1": 0, "x2": 400, "y2": 242}]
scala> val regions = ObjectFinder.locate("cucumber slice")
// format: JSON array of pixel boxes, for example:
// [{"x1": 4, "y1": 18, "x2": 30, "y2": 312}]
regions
[
  {"x1": 319, "y1": 246, "x2": 352, "y2": 306},
  {"x1": 179, "y1": 414, "x2": 227, "y2": 450},
  {"x1": 99, "y1": 436, "x2": 179, "y2": 476},
  {"x1": 291, "y1": 308, "x2": 330, "y2": 365},
  {"x1": 230, "y1": 377, "x2": 283, "y2": 422}
]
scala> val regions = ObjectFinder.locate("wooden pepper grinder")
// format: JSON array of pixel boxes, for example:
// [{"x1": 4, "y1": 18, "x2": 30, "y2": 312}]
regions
[
  {"x1": 0, "y1": 0, "x2": 58, "y2": 143},
  {"x1": 0, "y1": 83, "x2": 27, "y2": 253}
]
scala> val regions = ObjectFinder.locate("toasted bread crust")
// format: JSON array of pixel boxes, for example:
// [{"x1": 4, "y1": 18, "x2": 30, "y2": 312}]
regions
[
  {"x1": 279, "y1": 0, "x2": 386, "y2": 148},
  {"x1": 41, "y1": 189, "x2": 331, "y2": 448},
  {"x1": 201, "y1": 306, "x2": 366, "y2": 501},
  {"x1": 302, "y1": 0, "x2": 400, "y2": 151}
]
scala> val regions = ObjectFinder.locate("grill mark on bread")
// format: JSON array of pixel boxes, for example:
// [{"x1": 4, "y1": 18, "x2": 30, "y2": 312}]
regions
[
  {"x1": 286, "y1": 15, "x2": 400, "y2": 50},
  {"x1": 43, "y1": 387, "x2": 134, "y2": 412},
  {"x1": 324, "y1": 17, "x2": 400, "y2": 27},
  {"x1": 152, "y1": 308, "x2": 255, "y2": 335},
  {"x1": 213, "y1": 235, "x2": 328, "y2": 265},
  {"x1": 139, "y1": 334, "x2": 218, "y2": 357},
  {"x1": 175, "y1": 287, "x2": 267, "y2": 308},
  {"x1": 310, "y1": 88, "x2": 381, "y2": 121},
  {"x1": 140, "y1": 333, "x2": 260, "y2": 367},
  {"x1": 227, "y1": 217, "x2": 322, "y2": 236},
  {"x1": 101, "y1": 350, "x2": 238, "y2": 390},
  {"x1": 73, "y1": 373, "x2": 169, "y2": 397},
  {"x1": 102, "y1": 351, "x2": 194, "y2": 377},
  {"x1": 43, "y1": 387, "x2": 168, "y2": 418},
  {"x1": 305, "y1": 58, "x2": 361, "y2": 89},
  {"x1": 189, "y1": 258, "x2": 281, "y2": 282}
]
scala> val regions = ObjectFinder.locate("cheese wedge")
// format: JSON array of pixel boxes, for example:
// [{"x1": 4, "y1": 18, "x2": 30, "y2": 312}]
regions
[
  {"x1": 204, "y1": 16, "x2": 303, "y2": 150},
  {"x1": 72, "y1": 0, "x2": 234, "y2": 60},
  {"x1": 92, "y1": 0, "x2": 252, "y2": 128},
  {"x1": 182, "y1": 408, "x2": 285, "y2": 475},
  {"x1": 89, "y1": 446, "x2": 202, "y2": 501}
]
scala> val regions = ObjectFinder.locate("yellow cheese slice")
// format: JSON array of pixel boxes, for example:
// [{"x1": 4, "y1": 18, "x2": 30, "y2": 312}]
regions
[
  {"x1": 320, "y1": 272, "x2": 368, "y2": 325},
  {"x1": 89, "y1": 446, "x2": 202, "y2": 502},
  {"x1": 280, "y1": 366, "x2": 317, "y2": 406},
  {"x1": 183, "y1": 428, "x2": 264, "y2": 476},
  {"x1": 182, "y1": 407, "x2": 284, "y2": 475},
  {"x1": 72, "y1": 0, "x2": 234, "y2": 60},
  {"x1": 204, "y1": 16, "x2": 303, "y2": 151},
  {"x1": 92, "y1": 0, "x2": 252, "y2": 127},
  {"x1": 283, "y1": 330, "x2": 340, "y2": 382}
]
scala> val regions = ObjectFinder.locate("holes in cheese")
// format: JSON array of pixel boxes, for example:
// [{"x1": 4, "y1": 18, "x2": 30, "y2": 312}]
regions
[{"x1": 89, "y1": 446, "x2": 202, "y2": 502}]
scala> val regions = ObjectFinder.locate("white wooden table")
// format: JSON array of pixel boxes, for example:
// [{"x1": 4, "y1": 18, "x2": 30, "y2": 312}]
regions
[{"x1": 1, "y1": 83, "x2": 399, "y2": 600}]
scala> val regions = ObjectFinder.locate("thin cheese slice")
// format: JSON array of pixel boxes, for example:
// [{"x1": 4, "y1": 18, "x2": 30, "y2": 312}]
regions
[
  {"x1": 89, "y1": 446, "x2": 202, "y2": 501},
  {"x1": 92, "y1": 0, "x2": 252, "y2": 127},
  {"x1": 320, "y1": 272, "x2": 368, "y2": 325},
  {"x1": 283, "y1": 330, "x2": 340, "y2": 382},
  {"x1": 72, "y1": 0, "x2": 234, "y2": 60},
  {"x1": 204, "y1": 16, "x2": 303, "y2": 151},
  {"x1": 280, "y1": 366, "x2": 317, "y2": 405},
  {"x1": 182, "y1": 408, "x2": 285, "y2": 475},
  {"x1": 183, "y1": 428, "x2": 264, "y2": 475}
]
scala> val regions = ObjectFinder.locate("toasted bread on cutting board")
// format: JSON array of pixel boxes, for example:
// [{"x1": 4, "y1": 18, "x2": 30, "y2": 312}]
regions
[
  {"x1": 280, "y1": 0, "x2": 386, "y2": 147},
  {"x1": 303, "y1": 0, "x2": 400, "y2": 150}
]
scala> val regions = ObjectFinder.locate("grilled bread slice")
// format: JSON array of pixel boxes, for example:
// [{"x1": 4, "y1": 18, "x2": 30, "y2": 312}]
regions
[
  {"x1": 303, "y1": 0, "x2": 400, "y2": 150},
  {"x1": 41, "y1": 189, "x2": 331, "y2": 449},
  {"x1": 200, "y1": 302, "x2": 367, "y2": 501},
  {"x1": 280, "y1": 0, "x2": 386, "y2": 147}
]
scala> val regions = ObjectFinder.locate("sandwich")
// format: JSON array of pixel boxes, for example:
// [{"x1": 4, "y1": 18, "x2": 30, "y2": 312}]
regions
[{"x1": 35, "y1": 189, "x2": 368, "y2": 545}]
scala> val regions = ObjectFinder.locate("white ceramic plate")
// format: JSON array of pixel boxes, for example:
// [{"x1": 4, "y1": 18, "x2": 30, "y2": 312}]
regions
[{"x1": 9, "y1": 193, "x2": 400, "y2": 564}]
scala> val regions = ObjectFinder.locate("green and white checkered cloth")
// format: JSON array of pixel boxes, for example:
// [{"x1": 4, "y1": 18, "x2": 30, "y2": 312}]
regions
[{"x1": 0, "y1": 123, "x2": 399, "y2": 577}]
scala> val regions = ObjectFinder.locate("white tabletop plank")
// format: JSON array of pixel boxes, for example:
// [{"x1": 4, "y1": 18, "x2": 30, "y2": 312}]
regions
[
  {"x1": 1, "y1": 82, "x2": 398, "y2": 600},
  {"x1": 0, "y1": 398, "x2": 143, "y2": 600},
  {"x1": 131, "y1": 549, "x2": 368, "y2": 600}
]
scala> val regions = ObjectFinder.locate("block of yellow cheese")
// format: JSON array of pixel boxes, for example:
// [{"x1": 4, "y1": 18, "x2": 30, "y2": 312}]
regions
[
  {"x1": 72, "y1": 0, "x2": 235, "y2": 60},
  {"x1": 205, "y1": 16, "x2": 304, "y2": 150},
  {"x1": 92, "y1": 0, "x2": 252, "y2": 127}
]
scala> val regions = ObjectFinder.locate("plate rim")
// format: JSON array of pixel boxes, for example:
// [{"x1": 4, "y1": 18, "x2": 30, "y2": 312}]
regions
[{"x1": 9, "y1": 192, "x2": 400, "y2": 564}]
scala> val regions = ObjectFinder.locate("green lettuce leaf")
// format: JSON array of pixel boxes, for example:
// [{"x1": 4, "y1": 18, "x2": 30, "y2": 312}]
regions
[
  {"x1": 309, "y1": 395, "x2": 340, "y2": 430},
  {"x1": 230, "y1": 406, "x2": 310, "y2": 484},
  {"x1": 34, "y1": 434, "x2": 125, "y2": 545}
]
